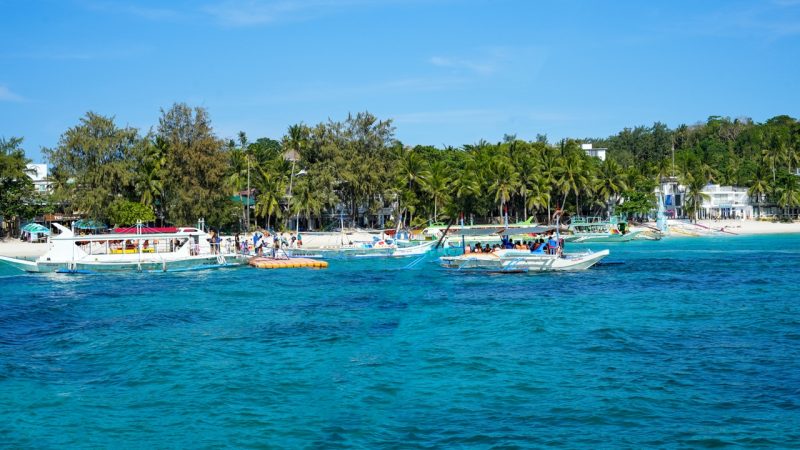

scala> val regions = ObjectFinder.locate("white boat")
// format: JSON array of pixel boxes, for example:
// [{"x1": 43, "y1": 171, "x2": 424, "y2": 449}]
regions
[
  {"x1": 421, "y1": 217, "x2": 539, "y2": 244},
  {"x1": 284, "y1": 239, "x2": 435, "y2": 259},
  {"x1": 438, "y1": 223, "x2": 610, "y2": 273},
  {"x1": 389, "y1": 241, "x2": 436, "y2": 257},
  {"x1": 0, "y1": 223, "x2": 246, "y2": 273},
  {"x1": 439, "y1": 248, "x2": 610, "y2": 272},
  {"x1": 564, "y1": 216, "x2": 641, "y2": 243}
]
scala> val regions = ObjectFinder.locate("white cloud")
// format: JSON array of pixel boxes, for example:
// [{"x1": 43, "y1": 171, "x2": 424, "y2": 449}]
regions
[
  {"x1": 429, "y1": 46, "x2": 549, "y2": 77},
  {"x1": 393, "y1": 109, "x2": 500, "y2": 125},
  {"x1": 202, "y1": 0, "x2": 377, "y2": 26},
  {"x1": 671, "y1": 3, "x2": 800, "y2": 38},
  {"x1": 0, "y1": 85, "x2": 25, "y2": 102},
  {"x1": 429, "y1": 56, "x2": 497, "y2": 75},
  {"x1": 78, "y1": 0, "x2": 182, "y2": 21}
]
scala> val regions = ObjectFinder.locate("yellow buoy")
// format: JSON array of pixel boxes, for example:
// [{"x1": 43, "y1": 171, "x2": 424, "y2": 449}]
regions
[{"x1": 248, "y1": 257, "x2": 328, "y2": 270}]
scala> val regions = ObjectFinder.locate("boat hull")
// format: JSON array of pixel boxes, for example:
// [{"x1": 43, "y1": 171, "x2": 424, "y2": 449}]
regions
[
  {"x1": 439, "y1": 249, "x2": 610, "y2": 272},
  {"x1": 563, "y1": 231, "x2": 641, "y2": 243},
  {"x1": 0, "y1": 254, "x2": 246, "y2": 273}
]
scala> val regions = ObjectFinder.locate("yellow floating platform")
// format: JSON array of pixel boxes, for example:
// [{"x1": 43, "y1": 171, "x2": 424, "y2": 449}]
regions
[{"x1": 249, "y1": 257, "x2": 328, "y2": 269}]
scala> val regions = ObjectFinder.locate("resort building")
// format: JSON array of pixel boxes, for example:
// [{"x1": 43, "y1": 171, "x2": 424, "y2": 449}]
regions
[
  {"x1": 581, "y1": 143, "x2": 606, "y2": 161},
  {"x1": 699, "y1": 184, "x2": 753, "y2": 220},
  {"x1": 26, "y1": 163, "x2": 51, "y2": 193},
  {"x1": 658, "y1": 177, "x2": 684, "y2": 218},
  {"x1": 656, "y1": 180, "x2": 753, "y2": 220}
]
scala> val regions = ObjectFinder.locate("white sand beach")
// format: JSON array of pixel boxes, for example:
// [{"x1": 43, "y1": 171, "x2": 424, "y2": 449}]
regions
[
  {"x1": 0, "y1": 240, "x2": 50, "y2": 258},
  {"x1": 684, "y1": 219, "x2": 800, "y2": 236}
]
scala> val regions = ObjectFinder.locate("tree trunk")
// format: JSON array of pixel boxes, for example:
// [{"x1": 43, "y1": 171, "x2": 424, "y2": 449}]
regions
[{"x1": 523, "y1": 193, "x2": 528, "y2": 221}]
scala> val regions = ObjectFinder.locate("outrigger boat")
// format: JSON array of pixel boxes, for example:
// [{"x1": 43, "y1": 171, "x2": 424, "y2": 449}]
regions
[
  {"x1": 438, "y1": 225, "x2": 610, "y2": 273},
  {"x1": 0, "y1": 223, "x2": 245, "y2": 273},
  {"x1": 285, "y1": 238, "x2": 435, "y2": 259},
  {"x1": 422, "y1": 217, "x2": 538, "y2": 244},
  {"x1": 563, "y1": 216, "x2": 641, "y2": 243}
]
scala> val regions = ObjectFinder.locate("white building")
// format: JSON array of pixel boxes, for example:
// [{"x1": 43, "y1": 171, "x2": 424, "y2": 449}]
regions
[
  {"x1": 657, "y1": 177, "x2": 684, "y2": 218},
  {"x1": 582, "y1": 143, "x2": 606, "y2": 161},
  {"x1": 656, "y1": 180, "x2": 753, "y2": 220},
  {"x1": 700, "y1": 184, "x2": 752, "y2": 219},
  {"x1": 26, "y1": 163, "x2": 50, "y2": 193}
]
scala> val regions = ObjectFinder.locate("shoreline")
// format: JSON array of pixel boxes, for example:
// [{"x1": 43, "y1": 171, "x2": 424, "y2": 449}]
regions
[
  {"x1": 653, "y1": 219, "x2": 800, "y2": 237},
  {"x1": 2, "y1": 219, "x2": 800, "y2": 259}
]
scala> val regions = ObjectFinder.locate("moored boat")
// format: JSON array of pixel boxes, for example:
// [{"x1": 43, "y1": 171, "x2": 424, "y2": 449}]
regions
[
  {"x1": 0, "y1": 223, "x2": 246, "y2": 273},
  {"x1": 564, "y1": 216, "x2": 641, "y2": 243}
]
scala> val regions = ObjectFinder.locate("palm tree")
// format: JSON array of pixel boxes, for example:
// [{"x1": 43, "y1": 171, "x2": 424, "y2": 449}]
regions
[
  {"x1": 290, "y1": 177, "x2": 326, "y2": 231},
  {"x1": 747, "y1": 166, "x2": 770, "y2": 218},
  {"x1": 683, "y1": 172, "x2": 710, "y2": 223},
  {"x1": 486, "y1": 157, "x2": 519, "y2": 223},
  {"x1": 421, "y1": 160, "x2": 451, "y2": 221},
  {"x1": 136, "y1": 137, "x2": 167, "y2": 223},
  {"x1": 516, "y1": 154, "x2": 542, "y2": 221},
  {"x1": 253, "y1": 167, "x2": 285, "y2": 230},
  {"x1": 394, "y1": 148, "x2": 429, "y2": 225},
  {"x1": 525, "y1": 174, "x2": 550, "y2": 222},
  {"x1": 596, "y1": 158, "x2": 626, "y2": 216},
  {"x1": 556, "y1": 151, "x2": 588, "y2": 215},
  {"x1": 776, "y1": 174, "x2": 800, "y2": 219},
  {"x1": 450, "y1": 157, "x2": 481, "y2": 222}
]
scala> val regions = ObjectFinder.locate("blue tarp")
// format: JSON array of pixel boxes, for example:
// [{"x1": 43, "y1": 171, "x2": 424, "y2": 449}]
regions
[
  {"x1": 73, "y1": 219, "x2": 107, "y2": 230},
  {"x1": 21, "y1": 223, "x2": 50, "y2": 234}
]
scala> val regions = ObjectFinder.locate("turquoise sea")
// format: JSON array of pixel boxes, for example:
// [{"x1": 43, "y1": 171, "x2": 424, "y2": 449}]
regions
[{"x1": 2, "y1": 235, "x2": 799, "y2": 448}]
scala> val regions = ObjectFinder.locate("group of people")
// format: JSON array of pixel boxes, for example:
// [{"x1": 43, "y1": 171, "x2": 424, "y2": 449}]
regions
[
  {"x1": 465, "y1": 233, "x2": 564, "y2": 255},
  {"x1": 237, "y1": 230, "x2": 302, "y2": 257}
]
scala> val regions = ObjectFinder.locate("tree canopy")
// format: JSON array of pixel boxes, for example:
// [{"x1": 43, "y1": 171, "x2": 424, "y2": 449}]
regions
[{"x1": 8, "y1": 109, "x2": 800, "y2": 231}]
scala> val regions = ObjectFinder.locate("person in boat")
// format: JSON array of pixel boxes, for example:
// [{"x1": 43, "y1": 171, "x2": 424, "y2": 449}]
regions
[
  {"x1": 473, "y1": 243, "x2": 481, "y2": 253},
  {"x1": 546, "y1": 234, "x2": 559, "y2": 255},
  {"x1": 208, "y1": 230, "x2": 216, "y2": 254}
]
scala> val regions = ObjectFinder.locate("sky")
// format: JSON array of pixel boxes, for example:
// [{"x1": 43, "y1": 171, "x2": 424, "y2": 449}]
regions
[{"x1": 1, "y1": 0, "x2": 799, "y2": 163}]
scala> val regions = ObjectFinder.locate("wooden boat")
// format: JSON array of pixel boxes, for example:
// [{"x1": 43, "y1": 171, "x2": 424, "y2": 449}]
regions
[{"x1": 0, "y1": 223, "x2": 246, "y2": 273}]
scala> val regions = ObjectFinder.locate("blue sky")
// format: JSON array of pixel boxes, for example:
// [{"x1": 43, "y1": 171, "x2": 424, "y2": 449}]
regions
[{"x1": 2, "y1": 0, "x2": 799, "y2": 163}]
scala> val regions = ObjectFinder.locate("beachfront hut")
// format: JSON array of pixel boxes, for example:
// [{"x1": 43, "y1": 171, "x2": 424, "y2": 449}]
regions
[{"x1": 21, "y1": 223, "x2": 51, "y2": 242}]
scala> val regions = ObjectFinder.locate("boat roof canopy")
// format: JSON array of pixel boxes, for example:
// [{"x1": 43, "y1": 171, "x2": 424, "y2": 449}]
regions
[
  {"x1": 113, "y1": 226, "x2": 178, "y2": 234},
  {"x1": 74, "y1": 219, "x2": 107, "y2": 230},
  {"x1": 446, "y1": 225, "x2": 555, "y2": 237},
  {"x1": 21, "y1": 223, "x2": 50, "y2": 234}
]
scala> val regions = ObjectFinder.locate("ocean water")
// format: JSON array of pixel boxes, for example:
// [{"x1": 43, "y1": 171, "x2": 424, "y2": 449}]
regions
[{"x1": 1, "y1": 235, "x2": 799, "y2": 448}]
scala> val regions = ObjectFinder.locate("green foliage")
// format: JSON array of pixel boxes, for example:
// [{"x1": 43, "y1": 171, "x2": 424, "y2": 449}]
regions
[
  {"x1": 9, "y1": 111, "x2": 800, "y2": 230},
  {"x1": 44, "y1": 112, "x2": 141, "y2": 219},
  {"x1": 106, "y1": 199, "x2": 156, "y2": 226},
  {"x1": 616, "y1": 191, "x2": 656, "y2": 217},
  {"x1": 158, "y1": 103, "x2": 228, "y2": 226},
  {"x1": 0, "y1": 137, "x2": 37, "y2": 222}
]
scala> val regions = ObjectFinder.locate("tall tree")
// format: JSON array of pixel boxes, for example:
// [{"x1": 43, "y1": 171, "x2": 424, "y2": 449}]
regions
[
  {"x1": 157, "y1": 103, "x2": 228, "y2": 226},
  {"x1": 0, "y1": 137, "x2": 39, "y2": 234},
  {"x1": 44, "y1": 112, "x2": 140, "y2": 219}
]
